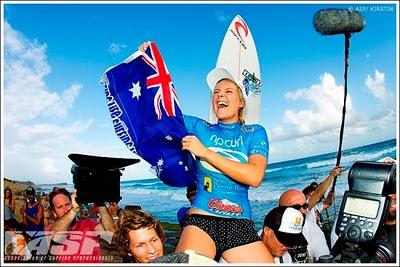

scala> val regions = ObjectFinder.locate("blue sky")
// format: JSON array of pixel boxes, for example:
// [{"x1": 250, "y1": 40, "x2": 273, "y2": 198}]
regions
[{"x1": 2, "y1": 1, "x2": 398, "y2": 184}]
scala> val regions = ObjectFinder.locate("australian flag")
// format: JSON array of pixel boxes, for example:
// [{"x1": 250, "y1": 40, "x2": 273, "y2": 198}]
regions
[{"x1": 100, "y1": 42, "x2": 196, "y2": 187}]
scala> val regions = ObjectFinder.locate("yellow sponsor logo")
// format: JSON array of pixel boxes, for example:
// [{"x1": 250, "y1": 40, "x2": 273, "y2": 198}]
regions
[{"x1": 204, "y1": 177, "x2": 212, "y2": 192}]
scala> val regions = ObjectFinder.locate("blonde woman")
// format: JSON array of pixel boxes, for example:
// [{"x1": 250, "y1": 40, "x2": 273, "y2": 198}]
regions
[{"x1": 139, "y1": 41, "x2": 273, "y2": 263}]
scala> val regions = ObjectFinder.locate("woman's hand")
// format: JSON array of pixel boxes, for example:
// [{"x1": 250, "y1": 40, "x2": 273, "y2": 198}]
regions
[
  {"x1": 138, "y1": 41, "x2": 152, "y2": 52},
  {"x1": 182, "y1": 135, "x2": 209, "y2": 158}
]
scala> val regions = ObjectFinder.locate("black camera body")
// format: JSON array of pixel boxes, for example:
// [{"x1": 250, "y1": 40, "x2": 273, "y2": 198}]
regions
[
  {"x1": 69, "y1": 153, "x2": 140, "y2": 204},
  {"x1": 335, "y1": 161, "x2": 395, "y2": 243},
  {"x1": 330, "y1": 160, "x2": 396, "y2": 263},
  {"x1": 288, "y1": 245, "x2": 312, "y2": 263}
]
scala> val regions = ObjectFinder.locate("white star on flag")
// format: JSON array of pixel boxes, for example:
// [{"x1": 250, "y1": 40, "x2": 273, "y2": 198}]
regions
[
  {"x1": 178, "y1": 161, "x2": 183, "y2": 165},
  {"x1": 184, "y1": 166, "x2": 188, "y2": 171},
  {"x1": 129, "y1": 81, "x2": 141, "y2": 99},
  {"x1": 157, "y1": 159, "x2": 164, "y2": 166},
  {"x1": 165, "y1": 135, "x2": 173, "y2": 141}
]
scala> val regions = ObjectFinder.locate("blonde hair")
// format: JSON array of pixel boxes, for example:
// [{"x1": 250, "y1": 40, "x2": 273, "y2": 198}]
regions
[{"x1": 215, "y1": 78, "x2": 246, "y2": 125}]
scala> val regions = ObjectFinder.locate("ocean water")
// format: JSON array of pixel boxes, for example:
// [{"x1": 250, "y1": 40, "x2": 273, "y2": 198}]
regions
[{"x1": 39, "y1": 139, "x2": 396, "y2": 230}]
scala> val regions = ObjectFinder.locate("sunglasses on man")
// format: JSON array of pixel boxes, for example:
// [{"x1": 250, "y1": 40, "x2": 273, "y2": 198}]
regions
[{"x1": 290, "y1": 203, "x2": 309, "y2": 210}]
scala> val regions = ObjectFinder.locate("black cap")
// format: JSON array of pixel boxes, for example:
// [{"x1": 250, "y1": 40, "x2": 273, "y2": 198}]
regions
[
  {"x1": 26, "y1": 186, "x2": 35, "y2": 195},
  {"x1": 263, "y1": 206, "x2": 308, "y2": 247}
]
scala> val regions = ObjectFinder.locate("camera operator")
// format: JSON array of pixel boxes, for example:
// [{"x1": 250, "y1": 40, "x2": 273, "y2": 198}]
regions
[
  {"x1": 329, "y1": 158, "x2": 396, "y2": 263},
  {"x1": 46, "y1": 187, "x2": 115, "y2": 263}
]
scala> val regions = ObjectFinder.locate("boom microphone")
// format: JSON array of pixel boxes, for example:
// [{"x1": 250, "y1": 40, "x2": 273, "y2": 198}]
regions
[
  {"x1": 312, "y1": 8, "x2": 366, "y2": 193},
  {"x1": 313, "y1": 8, "x2": 365, "y2": 35}
]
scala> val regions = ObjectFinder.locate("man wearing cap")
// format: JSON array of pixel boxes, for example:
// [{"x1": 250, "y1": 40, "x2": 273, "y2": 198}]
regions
[
  {"x1": 261, "y1": 206, "x2": 309, "y2": 263},
  {"x1": 20, "y1": 186, "x2": 44, "y2": 232}
]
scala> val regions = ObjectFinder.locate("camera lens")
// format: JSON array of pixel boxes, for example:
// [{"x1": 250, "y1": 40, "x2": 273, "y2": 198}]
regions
[{"x1": 318, "y1": 254, "x2": 333, "y2": 263}]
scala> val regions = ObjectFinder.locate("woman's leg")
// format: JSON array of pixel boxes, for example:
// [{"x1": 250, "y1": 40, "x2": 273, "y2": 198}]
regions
[
  {"x1": 175, "y1": 225, "x2": 216, "y2": 259},
  {"x1": 222, "y1": 240, "x2": 274, "y2": 263}
]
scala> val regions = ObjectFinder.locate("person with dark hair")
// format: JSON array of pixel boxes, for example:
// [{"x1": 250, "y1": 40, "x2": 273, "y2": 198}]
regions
[
  {"x1": 20, "y1": 186, "x2": 44, "y2": 232},
  {"x1": 115, "y1": 209, "x2": 164, "y2": 263},
  {"x1": 303, "y1": 183, "x2": 335, "y2": 234},
  {"x1": 4, "y1": 187, "x2": 16, "y2": 221},
  {"x1": 46, "y1": 187, "x2": 115, "y2": 263},
  {"x1": 310, "y1": 181, "x2": 319, "y2": 189},
  {"x1": 260, "y1": 206, "x2": 309, "y2": 263}
]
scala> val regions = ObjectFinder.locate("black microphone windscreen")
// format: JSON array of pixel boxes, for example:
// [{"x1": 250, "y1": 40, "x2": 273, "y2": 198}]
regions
[{"x1": 313, "y1": 8, "x2": 366, "y2": 35}]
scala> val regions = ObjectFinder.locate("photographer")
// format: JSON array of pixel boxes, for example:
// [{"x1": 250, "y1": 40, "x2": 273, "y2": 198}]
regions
[
  {"x1": 46, "y1": 187, "x2": 115, "y2": 263},
  {"x1": 260, "y1": 206, "x2": 309, "y2": 263}
]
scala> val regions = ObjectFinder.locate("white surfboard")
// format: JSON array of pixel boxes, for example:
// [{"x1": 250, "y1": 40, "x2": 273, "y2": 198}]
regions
[{"x1": 208, "y1": 15, "x2": 262, "y2": 124}]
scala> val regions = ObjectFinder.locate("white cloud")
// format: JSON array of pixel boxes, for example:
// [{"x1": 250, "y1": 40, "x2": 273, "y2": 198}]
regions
[
  {"x1": 4, "y1": 21, "x2": 82, "y2": 125},
  {"x1": 280, "y1": 72, "x2": 357, "y2": 136},
  {"x1": 108, "y1": 43, "x2": 128, "y2": 54},
  {"x1": 365, "y1": 69, "x2": 387, "y2": 100},
  {"x1": 3, "y1": 21, "x2": 91, "y2": 183},
  {"x1": 268, "y1": 71, "x2": 395, "y2": 163}
]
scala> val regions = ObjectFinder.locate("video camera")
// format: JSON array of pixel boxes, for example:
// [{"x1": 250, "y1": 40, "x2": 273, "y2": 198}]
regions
[
  {"x1": 329, "y1": 160, "x2": 396, "y2": 263},
  {"x1": 69, "y1": 153, "x2": 140, "y2": 204}
]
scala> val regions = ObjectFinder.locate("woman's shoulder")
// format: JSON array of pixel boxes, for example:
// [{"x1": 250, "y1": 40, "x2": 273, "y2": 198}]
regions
[
  {"x1": 183, "y1": 114, "x2": 206, "y2": 123},
  {"x1": 184, "y1": 115, "x2": 214, "y2": 129},
  {"x1": 241, "y1": 123, "x2": 267, "y2": 132}
]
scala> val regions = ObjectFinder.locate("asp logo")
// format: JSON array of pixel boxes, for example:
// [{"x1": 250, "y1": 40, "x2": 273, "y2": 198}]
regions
[{"x1": 4, "y1": 231, "x2": 113, "y2": 257}]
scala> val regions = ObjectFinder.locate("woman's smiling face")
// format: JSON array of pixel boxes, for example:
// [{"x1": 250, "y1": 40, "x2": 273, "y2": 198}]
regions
[{"x1": 212, "y1": 79, "x2": 244, "y2": 124}]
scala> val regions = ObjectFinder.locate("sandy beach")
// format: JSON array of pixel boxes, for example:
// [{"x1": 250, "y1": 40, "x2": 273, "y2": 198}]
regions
[{"x1": 3, "y1": 178, "x2": 181, "y2": 262}]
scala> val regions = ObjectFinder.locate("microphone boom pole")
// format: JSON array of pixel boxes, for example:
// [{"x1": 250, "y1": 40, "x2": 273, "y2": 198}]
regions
[{"x1": 313, "y1": 9, "x2": 366, "y2": 192}]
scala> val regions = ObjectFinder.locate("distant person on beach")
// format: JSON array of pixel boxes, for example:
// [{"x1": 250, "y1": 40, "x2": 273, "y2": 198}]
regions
[
  {"x1": 279, "y1": 165, "x2": 343, "y2": 262},
  {"x1": 260, "y1": 206, "x2": 308, "y2": 263},
  {"x1": 4, "y1": 187, "x2": 17, "y2": 221},
  {"x1": 139, "y1": 41, "x2": 273, "y2": 263},
  {"x1": 176, "y1": 182, "x2": 197, "y2": 228},
  {"x1": 47, "y1": 187, "x2": 115, "y2": 263},
  {"x1": 115, "y1": 209, "x2": 165, "y2": 263},
  {"x1": 20, "y1": 186, "x2": 44, "y2": 232}
]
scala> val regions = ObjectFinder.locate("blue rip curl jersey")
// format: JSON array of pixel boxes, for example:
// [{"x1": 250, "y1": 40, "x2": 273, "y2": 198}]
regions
[{"x1": 183, "y1": 115, "x2": 269, "y2": 219}]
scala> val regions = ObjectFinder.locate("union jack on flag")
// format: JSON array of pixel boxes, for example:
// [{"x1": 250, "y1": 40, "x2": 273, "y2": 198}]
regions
[
  {"x1": 142, "y1": 43, "x2": 180, "y2": 120},
  {"x1": 100, "y1": 42, "x2": 196, "y2": 187}
]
